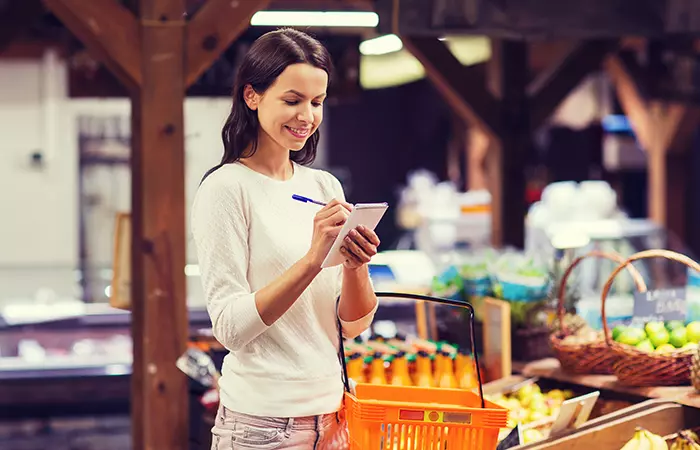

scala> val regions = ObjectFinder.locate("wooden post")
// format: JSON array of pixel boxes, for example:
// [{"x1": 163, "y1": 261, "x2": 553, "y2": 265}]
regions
[
  {"x1": 402, "y1": 36, "x2": 614, "y2": 248},
  {"x1": 41, "y1": 0, "x2": 268, "y2": 448},
  {"x1": 129, "y1": 1, "x2": 189, "y2": 449},
  {"x1": 487, "y1": 40, "x2": 530, "y2": 249},
  {"x1": 605, "y1": 55, "x2": 700, "y2": 245}
]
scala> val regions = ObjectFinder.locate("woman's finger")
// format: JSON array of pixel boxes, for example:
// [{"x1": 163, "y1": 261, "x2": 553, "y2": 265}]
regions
[
  {"x1": 348, "y1": 229, "x2": 377, "y2": 257},
  {"x1": 340, "y1": 246, "x2": 363, "y2": 265},
  {"x1": 343, "y1": 234, "x2": 371, "y2": 263},
  {"x1": 357, "y1": 225, "x2": 380, "y2": 246}
]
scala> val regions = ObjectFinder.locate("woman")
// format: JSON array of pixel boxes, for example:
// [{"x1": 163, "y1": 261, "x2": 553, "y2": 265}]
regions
[{"x1": 192, "y1": 28, "x2": 379, "y2": 449}]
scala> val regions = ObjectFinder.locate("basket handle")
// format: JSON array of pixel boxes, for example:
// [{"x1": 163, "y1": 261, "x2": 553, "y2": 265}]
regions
[
  {"x1": 557, "y1": 250, "x2": 647, "y2": 336},
  {"x1": 601, "y1": 249, "x2": 700, "y2": 348},
  {"x1": 337, "y1": 292, "x2": 485, "y2": 408}
]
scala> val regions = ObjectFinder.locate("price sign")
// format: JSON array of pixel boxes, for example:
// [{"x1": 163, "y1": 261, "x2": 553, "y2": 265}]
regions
[
  {"x1": 633, "y1": 288, "x2": 687, "y2": 323},
  {"x1": 496, "y1": 425, "x2": 522, "y2": 450}
]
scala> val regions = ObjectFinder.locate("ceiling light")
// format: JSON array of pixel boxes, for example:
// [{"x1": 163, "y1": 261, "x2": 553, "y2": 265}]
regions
[
  {"x1": 359, "y1": 34, "x2": 403, "y2": 56},
  {"x1": 250, "y1": 11, "x2": 379, "y2": 28}
]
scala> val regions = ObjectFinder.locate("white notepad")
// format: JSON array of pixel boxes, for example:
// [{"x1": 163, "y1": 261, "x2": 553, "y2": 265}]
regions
[{"x1": 321, "y1": 202, "x2": 389, "y2": 268}]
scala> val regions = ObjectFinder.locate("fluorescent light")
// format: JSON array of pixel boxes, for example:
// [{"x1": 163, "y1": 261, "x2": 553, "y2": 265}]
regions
[
  {"x1": 250, "y1": 11, "x2": 379, "y2": 27},
  {"x1": 359, "y1": 34, "x2": 403, "y2": 56}
]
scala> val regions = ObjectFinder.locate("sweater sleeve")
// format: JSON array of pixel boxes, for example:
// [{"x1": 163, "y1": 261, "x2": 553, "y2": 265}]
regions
[
  {"x1": 322, "y1": 172, "x2": 378, "y2": 339},
  {"x1": 191, "y1": 179, "x2": 269, "y2": 351}
]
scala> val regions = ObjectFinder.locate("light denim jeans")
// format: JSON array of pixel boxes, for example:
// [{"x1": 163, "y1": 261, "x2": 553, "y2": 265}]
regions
[{"x1": 211, "y1": 404, "x2": 349, "y2": 450}]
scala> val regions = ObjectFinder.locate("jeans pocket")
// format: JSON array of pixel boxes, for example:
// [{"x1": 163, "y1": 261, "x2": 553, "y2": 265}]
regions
[{"x1": 231, "y1": 422, "x2": 286, "y2": 449}]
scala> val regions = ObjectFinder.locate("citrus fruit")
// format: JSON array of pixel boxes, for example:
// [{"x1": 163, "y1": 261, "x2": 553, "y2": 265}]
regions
[
  {"x1": 666, "y1": 320, "x2": 685, "y2": 332},
  {"x1": 686, "y1": 321, "x2": 700, "y2": 344},
  {"x1": 647, "y1": 328, "x2": 670, "y2": 348},
  {"x1": 656, "y1": 344, "x2": 676, "y2": 353},
  {"x1": 635, "y1": 339, "x2": 655, "y2": 352},
  {"x1": 616, "y1": 328, "x2": 646, "y2": 346},
  {"x1": 612, "y1": 325, "x2": 627, "y2": 341},
  {"x1": 669, "y1": 327, "x2": 688, "y2": 348},
  {"x1": 645, "y1": 321, "x2": 665, "y2": 336}
]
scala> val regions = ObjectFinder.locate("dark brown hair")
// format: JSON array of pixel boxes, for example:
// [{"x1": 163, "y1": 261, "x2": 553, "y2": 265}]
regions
[{"x1": 204, "y1": 29, "x2": 333, "y2": 181}]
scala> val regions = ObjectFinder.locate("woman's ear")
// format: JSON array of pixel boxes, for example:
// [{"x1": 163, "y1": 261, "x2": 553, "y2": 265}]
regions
[{"x1": 243, "y1": 85, "x2": 258, "y2": 111}]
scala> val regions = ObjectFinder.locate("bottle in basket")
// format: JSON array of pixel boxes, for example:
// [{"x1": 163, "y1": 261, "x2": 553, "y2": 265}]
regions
[
  {"x1": 456, "y1": 348, "x2": 478, "y2": 389},
  {"x1": 369, "y1": 352, "x2": 387, "y2": 385},
  {"x1": 346, "y1": 352, "x2": 366, "y2": 384},
  {"x1": 438, "y1": 351, "x2": 458, "y2": 389},
  {"x1": 414, "y1": 350, "x2": 435, "y2": 387},
  {"x1": 390, "y1": 351, "x2": 413, "y2": 386}
]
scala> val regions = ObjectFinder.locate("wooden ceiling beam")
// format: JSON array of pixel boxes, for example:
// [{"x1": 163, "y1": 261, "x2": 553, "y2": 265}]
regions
[
  {"x1": 528, "y1": 39, "x2": 616, "y2": 130},
  {"x1": 185, "y1": 0, "x2": 269, "y2": 87},
  {"x1": 401, "y1": 36, "x2": 501, "y2": 139},
  {"x1": 0, "y1": 0, "x2": 45, "y2": 54},
  {"x1": 42, "y1": 0, "x2": 142, "y2": 91}
]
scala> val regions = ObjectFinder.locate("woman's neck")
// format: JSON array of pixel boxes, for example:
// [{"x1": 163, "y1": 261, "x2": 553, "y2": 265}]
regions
[{"x1": 241, "y1": 133, "x2": 293, "y2": 181}]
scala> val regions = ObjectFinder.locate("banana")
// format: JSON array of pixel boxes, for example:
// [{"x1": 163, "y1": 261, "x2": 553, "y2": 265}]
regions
[
  {"x1": 621, "y1": 428, "x2": 647, "y2": 450},
  {"x1": 642, "y1": 429, "x2": 669, "y2": 450}
]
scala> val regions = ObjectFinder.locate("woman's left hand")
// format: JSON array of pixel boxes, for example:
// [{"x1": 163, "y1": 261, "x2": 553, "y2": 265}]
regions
[{"x1": 340, "y1": 225, "x2": 380, "y2": 269}]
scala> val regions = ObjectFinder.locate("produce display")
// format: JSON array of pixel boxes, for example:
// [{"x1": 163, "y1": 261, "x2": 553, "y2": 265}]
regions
[
  {"x1": 611, "y1": 321, "x2": 700, "y2": 353},
  {"x1": 344, "y1": 335, "x2": 481, "y2": 389},
  {"x1": 670, "y1": 430, "x2": 700, "y2": 450},
  {"x1": 552, "y1": 312, "x2": 603, "y2": 345},
  {"x1": 619, "y1": 428, "x2": 669, "y2": 450},
  {"x1": 486, "y1": 382, "x2": 574, "y2": 444}
]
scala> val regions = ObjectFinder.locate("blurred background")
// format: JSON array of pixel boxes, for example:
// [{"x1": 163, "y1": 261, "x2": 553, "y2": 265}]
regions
[{"x1": 3, "y1": 1, "x2": 700, "y2": 449}]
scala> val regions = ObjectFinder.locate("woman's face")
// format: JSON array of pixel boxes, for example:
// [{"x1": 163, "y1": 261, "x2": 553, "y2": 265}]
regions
[{"x1": 245, "y1": 63, "x2": 328, "y2": 153}]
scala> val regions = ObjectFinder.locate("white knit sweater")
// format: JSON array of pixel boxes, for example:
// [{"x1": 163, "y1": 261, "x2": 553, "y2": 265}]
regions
[{"x1": 191, "y1": 161, "x2": 376, "y2": 417}]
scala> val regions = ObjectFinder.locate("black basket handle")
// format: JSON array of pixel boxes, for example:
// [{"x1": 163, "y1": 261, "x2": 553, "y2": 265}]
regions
[{"x1": 337, "y1": 291, "x2": 485, "y2": 409}]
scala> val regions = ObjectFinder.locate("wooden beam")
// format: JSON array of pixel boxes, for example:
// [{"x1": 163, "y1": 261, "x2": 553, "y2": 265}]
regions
[
  {"x1": 606, "y1": 53, "x2": 700, "y2": 246},
  {"x1": 488, "y1": 39, "x2": 529, "y2": 249},
  {"x1": 131, "y1": 0, "x2": 189, "y2": 448},
  {"x1": 130, "y1": 2, "x2": 189, "y2": 449},
  {"x1": 401, "y1": 36, "x2": 501, "y2": 139},
  {"x1": 529, "y1": 39, "x2": 616, "y2": 129},
  {"x1": 186, "y1": 0, "x2": 269, "y2": 87},
  {"x1": 0, "y1": 0, "x2": 45, "y2": 54},
  {"x1": 43, "y1": 0, "x2": 142, "y2": 91}
]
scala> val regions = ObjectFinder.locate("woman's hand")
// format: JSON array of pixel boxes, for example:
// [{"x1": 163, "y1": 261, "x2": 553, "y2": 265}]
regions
[
  {"x1": 305, "y1": 199, "x2": 353, "y2": 269},
  {"x1": 340, "y1": 225, "x2": 380, "y2": 270}
]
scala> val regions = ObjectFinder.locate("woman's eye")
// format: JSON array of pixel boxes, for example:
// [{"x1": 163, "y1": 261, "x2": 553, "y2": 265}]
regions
[
  {"x1": 312, "y1": 102, "x2": 323, "y2": 108},
  {"x1": 284, "y1": 100, "x2": 298, "y2": 106}
]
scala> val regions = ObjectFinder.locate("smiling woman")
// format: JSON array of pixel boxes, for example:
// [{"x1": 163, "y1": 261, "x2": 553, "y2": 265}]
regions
[{"x1": 192, "y1": 28, "x2": 380, "y2": 450}]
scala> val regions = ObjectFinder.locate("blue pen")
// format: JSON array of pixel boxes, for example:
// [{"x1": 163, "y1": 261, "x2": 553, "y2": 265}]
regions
[{"x1": 292, "y1": 194, "x2": 327, "y2": 206}]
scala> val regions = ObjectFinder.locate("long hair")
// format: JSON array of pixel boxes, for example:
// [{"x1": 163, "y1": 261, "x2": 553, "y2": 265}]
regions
[{"x1": 203, "y1": 29, "x2": 333, "y2": 181}]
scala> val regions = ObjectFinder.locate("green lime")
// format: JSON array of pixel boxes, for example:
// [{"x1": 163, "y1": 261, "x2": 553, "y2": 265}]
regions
[
  {"x1": 644, "y1": 321, "x2": 665, "y2": 336},
  {"x1": 648, "y1": 329, "x2": 670, "y2": 348},
  {"x1": 612, "y1": 325, "x2": 627, "y2": 341},
  {"x1": 635, "y1": 339, "x2": 655, "y2": 352},
  {"x1": 669, "y1": 327, "x2": 688, "y2": 348},
  {"x1": 617, "y1": 328, "x2": 646, "y2": 346},
  {"x1": 656, "y1": 344, "x2": 676, "y2": 353},
  {"x1": 686, "y1": 321, "x2": 700, "y2": 344},
  {"x1": 666, "y1": 320, "x2": 685, "y2": 332}
]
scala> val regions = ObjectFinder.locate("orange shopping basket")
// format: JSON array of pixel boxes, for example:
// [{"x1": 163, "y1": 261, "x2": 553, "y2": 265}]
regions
[{"x1": 338, "y1": 292, "x2": 509, "y2": 450}]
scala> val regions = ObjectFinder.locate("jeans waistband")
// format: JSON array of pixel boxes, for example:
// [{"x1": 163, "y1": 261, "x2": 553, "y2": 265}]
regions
[{"x1": 222, "y1": 406, "x2": 341, "y2": 432}]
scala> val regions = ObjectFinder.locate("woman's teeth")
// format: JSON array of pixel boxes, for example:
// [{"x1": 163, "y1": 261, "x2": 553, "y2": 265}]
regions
[{"x1": 286, "y1": 126, "x2": 310, "y2": 138}]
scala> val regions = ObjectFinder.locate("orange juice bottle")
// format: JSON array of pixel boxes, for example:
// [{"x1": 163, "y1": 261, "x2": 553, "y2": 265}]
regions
[
  {"x1": 455, "y1": 349, "x2": 478, "y2": 389},
  {"x1": 433, "y1": 351, "x2": 445, "y2": 386},
  {"x1": 390, "y1": 351, "x2": 413, "y2": 386},
  {"x1": 414, "y1": 350, "x2": 435, "y2": 387},
  {"x1": 438, "y1": 351, "x2": 458, "y2": 389},
  {"x1": 369, "y1": 352, "x2": 387, "y2": 385},
  {"x1": 347, "y1": 352, "x2": 366, "y2": 384}
]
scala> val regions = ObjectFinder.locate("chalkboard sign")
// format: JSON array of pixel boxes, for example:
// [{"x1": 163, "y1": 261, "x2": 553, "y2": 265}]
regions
[
  {"x1": 496, "y1": 425, "x2": 522, "y2": 450},
  {"x1": 633, "y1": 288, "x2": 687, "y2": 323}
]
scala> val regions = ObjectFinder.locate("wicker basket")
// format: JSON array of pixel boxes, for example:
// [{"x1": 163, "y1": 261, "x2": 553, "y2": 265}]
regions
[
  {"x1": 550, "y1": 250, "x2": 647, "y2": 374},
  {"x1": 602, "y1": 249, "x2": 700, "y2": 386}
]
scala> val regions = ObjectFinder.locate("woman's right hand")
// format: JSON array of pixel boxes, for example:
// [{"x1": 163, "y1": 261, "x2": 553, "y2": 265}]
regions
[{"x1": 305, "y1": 199, "x2": 353, "y2": 268}]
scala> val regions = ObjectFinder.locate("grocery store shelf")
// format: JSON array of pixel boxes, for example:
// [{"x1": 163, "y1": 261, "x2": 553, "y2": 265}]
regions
[{"x1": 517, "y1": 358, "x2": 700, "y2": 409}]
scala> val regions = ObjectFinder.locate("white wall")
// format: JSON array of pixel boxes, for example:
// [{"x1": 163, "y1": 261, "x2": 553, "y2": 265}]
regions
[{"x1": 0, "y1": 51, "x2": 229, "y2": 305}]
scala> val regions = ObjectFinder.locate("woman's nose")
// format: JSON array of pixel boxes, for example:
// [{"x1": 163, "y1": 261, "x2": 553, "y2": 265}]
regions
[{"x1": 296, "y1": 104, "x2": 313, "y2": 122}]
